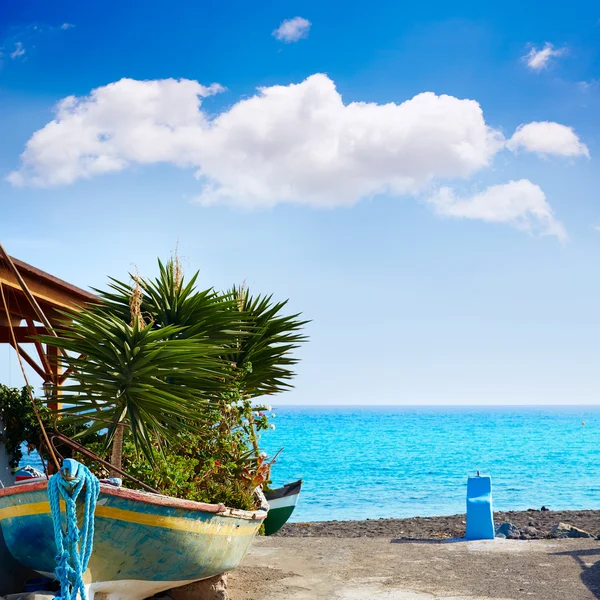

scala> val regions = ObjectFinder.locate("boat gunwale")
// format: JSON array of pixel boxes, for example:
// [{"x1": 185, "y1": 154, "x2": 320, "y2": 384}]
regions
[
  {"x1": 265, "y1": 479, "x2": 302, "y2": 501},
  {"x1": 0, "y1": 480, "x2": 267, "y2": 521}
]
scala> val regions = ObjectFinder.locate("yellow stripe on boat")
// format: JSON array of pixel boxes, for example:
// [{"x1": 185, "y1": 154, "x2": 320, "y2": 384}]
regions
[
  {"x1": 0, "y1": 502, "x2": 53, "y2": 519},
  {"x1": 0, "y1": 502, "x2": 257, "y2": 536}
]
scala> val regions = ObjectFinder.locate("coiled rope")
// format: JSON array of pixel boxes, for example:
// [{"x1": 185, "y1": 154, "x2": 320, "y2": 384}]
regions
[{"x1": 47, "y1": 459, "x2": 100, "y2": 600}]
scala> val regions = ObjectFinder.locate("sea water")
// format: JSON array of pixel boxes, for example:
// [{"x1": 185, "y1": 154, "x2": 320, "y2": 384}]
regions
[
  {"x1": 20, "y1": 405, "x2": 600, "y2": 523},
  {"x1": 261, "y1": 405, "x2": 600, "y2": 523}
]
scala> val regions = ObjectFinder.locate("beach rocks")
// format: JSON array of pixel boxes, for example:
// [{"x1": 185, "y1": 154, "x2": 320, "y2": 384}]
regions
[
  {"x1": 520, "y1": 526, "x2": 540, "y2": 539},
  {"x1": 495, "y1": 522, "x2": 520, "y2": 539},
  {"x1": 169, "y1": 574, "x2": 228, "y2": 600},
  {"x1": 548, "y1": 522, "x2": 595, "y2": 539}
]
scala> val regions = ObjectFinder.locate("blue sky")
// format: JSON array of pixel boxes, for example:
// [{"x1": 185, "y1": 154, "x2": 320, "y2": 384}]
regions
[{"x1": 1, "y1": 1, "x2": 599, "y2": 404}]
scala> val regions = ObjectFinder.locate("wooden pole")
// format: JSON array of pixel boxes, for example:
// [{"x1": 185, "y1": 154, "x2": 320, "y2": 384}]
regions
[
  {"x1": 25, "y1": 318, "x2": 53, "y2": 380},
  {"x1": 46, "y1": 345, "x2": 62, "y2": 411}
]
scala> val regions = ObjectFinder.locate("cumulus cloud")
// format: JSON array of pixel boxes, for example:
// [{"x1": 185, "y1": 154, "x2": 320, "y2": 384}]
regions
[
  {"x1": 523, "y1": 43, "x2": 566, "y2": 71},
  {"x1": 7, "y1": 74, "x2": 586, "y2": 241},
  {"x1": 8, "y1": 75, "x2": 506, "y2": 207},
  {"x1": 507, "y1": 121, "x2": 589, "y2": 158},
  {"x1": 428, "y1": 180, "x2": 566, "y2": 242},
  {"x1": 273, "y1": 17, "x2": 311, "y2": 42},
  {"x1": 10, "y1": 42, "x2": 25, "y2": 59},
  {"x1": 60, "y1": 23, "x2": 75, "y2": 30},
  {"x1": 7, "y1": 78, "x2": 224, "y2": 187}
]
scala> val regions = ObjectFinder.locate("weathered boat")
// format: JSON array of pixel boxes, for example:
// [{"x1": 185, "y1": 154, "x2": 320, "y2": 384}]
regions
[
  {"x1": 263, "y1": 479, "x2": 302, "y2": 536},
  {"x1": 0, "y1": 479, "x2": 266, "y2": 600}
]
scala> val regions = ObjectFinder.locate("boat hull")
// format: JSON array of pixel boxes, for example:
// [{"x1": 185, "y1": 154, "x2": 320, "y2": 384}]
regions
[
  {"x1": 264, "y1": 480, "x2": 302, "y2": 536},
  {"x1": 0, "y1": 481, "x2": 265, "y2": 600}
]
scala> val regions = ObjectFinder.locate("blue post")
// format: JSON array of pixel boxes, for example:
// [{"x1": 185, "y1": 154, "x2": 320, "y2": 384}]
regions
[{"x1": 465, "y1": 472, "x2": 494, "y2": 540}]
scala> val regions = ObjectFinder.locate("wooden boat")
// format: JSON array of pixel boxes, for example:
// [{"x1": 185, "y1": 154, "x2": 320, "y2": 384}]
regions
[
  {"x1": 0, "y1": 479, "x2": 266, "y2": 600},
  {"x1": 263, "y1": 479, "x2": 302, "y2": 536}
]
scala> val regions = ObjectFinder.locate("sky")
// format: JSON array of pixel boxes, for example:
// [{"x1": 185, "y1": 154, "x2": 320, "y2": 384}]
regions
[{"x1": 1, "y1": 0, "x2": 599, "y2": 405}]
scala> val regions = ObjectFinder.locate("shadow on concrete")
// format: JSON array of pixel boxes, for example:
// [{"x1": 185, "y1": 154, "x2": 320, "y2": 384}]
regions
[{"x1": 553, "y1": 547, "x2": 600, "y2": 599}]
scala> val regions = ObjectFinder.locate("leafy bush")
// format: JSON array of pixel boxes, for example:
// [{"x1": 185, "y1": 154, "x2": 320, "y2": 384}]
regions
[{"x1": 0, "y1": 385, "x2": 50, "y2": 468}]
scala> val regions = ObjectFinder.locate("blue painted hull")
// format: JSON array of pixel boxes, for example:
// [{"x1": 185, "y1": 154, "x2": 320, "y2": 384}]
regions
[{"x1": 0, "y1": 481, "x2": 265, "y2": 599}]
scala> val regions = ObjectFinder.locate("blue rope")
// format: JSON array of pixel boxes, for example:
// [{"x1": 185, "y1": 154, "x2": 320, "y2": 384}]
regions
[{"x1": 47, "y1": 459, "x2": 100, "y2": 600}]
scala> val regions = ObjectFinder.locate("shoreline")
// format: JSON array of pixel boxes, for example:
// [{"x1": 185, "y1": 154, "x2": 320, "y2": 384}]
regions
[{"x1": 275, "y1": 508, "x2": 600, "y2": 539}]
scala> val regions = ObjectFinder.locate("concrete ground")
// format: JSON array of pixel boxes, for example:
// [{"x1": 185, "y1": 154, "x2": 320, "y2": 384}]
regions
[{"x1": 229, "y1": 537, "x2": 600, "y2": 599}]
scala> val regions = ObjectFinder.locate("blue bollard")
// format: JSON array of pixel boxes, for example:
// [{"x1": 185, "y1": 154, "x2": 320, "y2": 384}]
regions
[{"x1": 465, "y1": 472, "x2": 494, "y2": 540}]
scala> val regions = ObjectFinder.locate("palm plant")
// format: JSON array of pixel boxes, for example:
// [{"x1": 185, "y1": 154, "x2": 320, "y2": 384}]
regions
[
  {"x1": 98, "y1": 260, "x2": 308, "y2": 402},
  {"x1": 41, "y1": 257, "x2": 307, "y2": 483},
  {"x1": 40, "y1": 305, "x2": 230, "y2": 473},
  {"x1": 227, "y1": 284, "x2": 308, "y2": 397}
]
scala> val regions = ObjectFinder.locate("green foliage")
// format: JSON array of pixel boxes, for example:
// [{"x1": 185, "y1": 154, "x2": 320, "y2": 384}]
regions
[
  {"x1": 96, "y1": 260, "x2": 308, "y2": 399},
  {"x1": 0, "y1": 385, "x2": 49, "y2": 468},
  {"x1": 37, "y1": 256, "x2": 306, "y2": 509},
  {"x1": 227, "y1": 285, "x2": 308, "y2": 398},
  {"x1": 39, "y1": 313, "x2": 229, "y2": 464},
  {"x1": 81, "y1": 395, "x2": 274, "y2": 510}
]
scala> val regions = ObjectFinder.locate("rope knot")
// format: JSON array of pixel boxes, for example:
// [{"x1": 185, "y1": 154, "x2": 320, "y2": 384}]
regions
[{"x1": 48, "y1": 460, "x2": 100, "y2": 600}]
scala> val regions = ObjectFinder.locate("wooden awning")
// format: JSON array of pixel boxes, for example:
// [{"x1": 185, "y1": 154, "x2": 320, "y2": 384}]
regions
[{"x1": 0, "y1": 252, "x2": 97, "y2": 383}]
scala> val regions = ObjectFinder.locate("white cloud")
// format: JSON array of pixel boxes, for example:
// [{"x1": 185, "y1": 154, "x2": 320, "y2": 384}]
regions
[
  {"x1": 60, "y1": 23, "x2": 75, "y2": 30},
  {"x1": 523, "y1": 43, "x2": 567, "y2": 71},
  {"x1": 7, "y1": 74, "x2": 584, "y2": 242},
  {"x1": 273, "y1": 17, "x2": 311, "y2": 43},
  {"x1": 10, "y1": 42, "x2": 25, "y2": 59},
  {"x1": 7, "y1": 74, "x2": 505, "y2": 207},
  {"x1": 508, "y1": 121, "x2": 589, "y2": 158},
  {"x1": 8, "y1": 78, "x2": 224, "y2": 187},
  {"x1": 428, "y1": 180, "x2": 567, "y2": 242}
]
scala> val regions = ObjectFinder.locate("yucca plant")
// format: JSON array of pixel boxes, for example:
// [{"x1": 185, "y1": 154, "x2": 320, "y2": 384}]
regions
[
  {"x1": 40, "y1": 257, "x2": 307, "y2": 488},
  {"x1": 97, "y1": 259, "x2": 307, "y2": 402},
  {"x1": 227, "y1": 284, "x2": 308, "y2": 397},
  {"x1": 40, "y1": 308, "x2": 229, "y2": 473}
]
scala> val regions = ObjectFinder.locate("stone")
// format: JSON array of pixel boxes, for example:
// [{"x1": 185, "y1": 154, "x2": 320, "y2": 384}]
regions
[
  {"x1": 522, "y1": 526, "x2": 539, "y2": 537},
  {"x1": 541, "y1": 506, "x2": 550, "y2": 512},
  {"x1": 548, "y1": 522, "x2": 595, "y2": 539},
  {"x1": 495, "y1": 522, "x2": 520, "y2": 539},
  {"x1": 169, "y1": 574, "x2": 228, "y2": 600}
]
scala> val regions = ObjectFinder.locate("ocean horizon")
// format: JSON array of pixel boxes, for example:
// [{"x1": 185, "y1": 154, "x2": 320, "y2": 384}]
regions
[{"x1": 261, "y1": 405, "x2": 600, "y2": 523}]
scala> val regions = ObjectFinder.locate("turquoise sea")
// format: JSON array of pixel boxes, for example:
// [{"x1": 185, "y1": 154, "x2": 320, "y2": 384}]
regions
[
  {"x1": 20, "y1": 405, "x2": 600, "y2": 523},
  {"x1": 261, "y1": 406, "x2": 600, "y2": 523}
]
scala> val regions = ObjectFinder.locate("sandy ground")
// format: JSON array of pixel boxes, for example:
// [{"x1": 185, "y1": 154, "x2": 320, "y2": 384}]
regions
[{"x1": 229, "y1": 537, "x2": 600, "y2": 599}]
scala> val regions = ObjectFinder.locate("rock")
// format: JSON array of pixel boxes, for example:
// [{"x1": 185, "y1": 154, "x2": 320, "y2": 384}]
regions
[
  {"x1": 169, "y1": 574, "x2": 228, "y2": 600},
  {"x1": 541, "y1": 506, "x2": 550, "y2": 512},
  {"x1": 522, "y1": 526, "x2": 539, "y2": 537},
  {"x1": 495, "y1": 523, "x2": 520, "y2": 539},
  {"x1": 548, "y1": 522, "x2": 595, "y2": 539}
]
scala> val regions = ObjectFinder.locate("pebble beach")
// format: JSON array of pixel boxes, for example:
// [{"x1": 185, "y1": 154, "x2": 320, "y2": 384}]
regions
[{"x1": 274, "y1": 508, "x2": 600, "y2": 539}]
